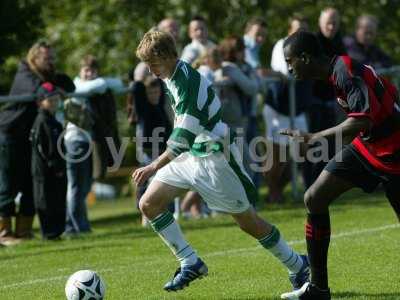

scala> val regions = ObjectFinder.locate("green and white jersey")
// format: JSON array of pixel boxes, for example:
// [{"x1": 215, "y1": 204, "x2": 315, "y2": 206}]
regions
[{"x1": 164, "y1": 60, "x2": 230, "y2": 157}]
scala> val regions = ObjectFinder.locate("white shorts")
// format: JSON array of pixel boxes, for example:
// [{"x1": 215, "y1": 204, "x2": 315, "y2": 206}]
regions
[
  {"x1": 263, "y1": 104, "x2": 308, "y2": 146},
  {"x1": 153, "y1": 144, "x2": 255, "y2": 213}
]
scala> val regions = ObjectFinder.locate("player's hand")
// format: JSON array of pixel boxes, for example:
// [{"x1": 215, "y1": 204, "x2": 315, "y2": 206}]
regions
[
  {"x1": 131, "y1": 164, "x2": 157, "y2": 186},
  {"x1": 279, "y1": 129, "x2": 313, "y2": 143},
  {"x1": 280, "y1": 129, "x2": 314, "y2": 156}
]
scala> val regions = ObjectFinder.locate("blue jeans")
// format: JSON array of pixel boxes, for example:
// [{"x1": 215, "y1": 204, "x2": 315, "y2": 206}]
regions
[{"x1": 65, "y1": 140, "x2": 93, "y2": 234}]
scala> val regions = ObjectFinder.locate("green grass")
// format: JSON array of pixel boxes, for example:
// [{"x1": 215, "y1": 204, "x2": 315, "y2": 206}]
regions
[{"x1": 0, "y1": 190, "x2": 399, "y2": 299}]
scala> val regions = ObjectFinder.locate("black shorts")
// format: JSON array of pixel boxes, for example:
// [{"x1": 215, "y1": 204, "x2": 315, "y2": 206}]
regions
[{"x1": 325, "y1": 144, "x2": 400, "y2": 193}]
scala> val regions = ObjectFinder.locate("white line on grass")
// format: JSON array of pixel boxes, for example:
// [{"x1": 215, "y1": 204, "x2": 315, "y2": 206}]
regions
[{"x1": 0, "y1": 223, "x2": 398, "y2": 290}]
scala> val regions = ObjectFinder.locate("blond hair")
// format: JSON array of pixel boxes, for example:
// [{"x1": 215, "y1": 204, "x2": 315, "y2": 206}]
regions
[
  {"x1": 136, "y1": 30, "x2": 177, "y2": 62},
  {"x1": 26, "y1": 40, "x2": 51, "y2": 79}
]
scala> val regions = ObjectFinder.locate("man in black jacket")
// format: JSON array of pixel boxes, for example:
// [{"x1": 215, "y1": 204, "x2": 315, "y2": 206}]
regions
[
  {"x1": 343, "y1": 14, "x2": 392, "y2": 69},
  {"x1": 0, "y1": 40, "x2": 74, "y2": 245}
]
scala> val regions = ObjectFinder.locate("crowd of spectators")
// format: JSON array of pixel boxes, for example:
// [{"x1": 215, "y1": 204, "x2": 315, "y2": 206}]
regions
[
  {"x1": 129, "y1": 9, "x2": 394, "y2": 219},
  {"x1": 0, "y1": 7, "x2": 395, "y2": 244}
]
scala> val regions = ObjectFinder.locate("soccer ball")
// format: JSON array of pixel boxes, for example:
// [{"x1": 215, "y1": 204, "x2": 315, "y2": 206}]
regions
[{"x1": 65, "y1": 270, "x2": 106, "y2": 300}]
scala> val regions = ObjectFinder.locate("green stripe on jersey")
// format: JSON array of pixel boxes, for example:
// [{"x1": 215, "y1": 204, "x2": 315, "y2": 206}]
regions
[
  {"x1": 164, "y1": 60, "x2": 228, "y2": 157},
  {"x1": 168, "y1": 127, "x2": 197, "y2": 155}
]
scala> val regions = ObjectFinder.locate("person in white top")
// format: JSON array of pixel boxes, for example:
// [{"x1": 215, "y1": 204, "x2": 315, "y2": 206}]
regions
[
  {"x1": 264, "y1": 14, "x2": 310, "y2": 203},
  {"x1": 243, "y1": 17, "x2": 267, "y2": 70},
  {"x1": 64, "y1": 55, "x2": 122, "y2": 236},
  {"x1": 181, "y1": 16, "x2": 215, "y2": 65},
  {"x1": 271, "y1": 14, "x2": 309, "y2": 75}
]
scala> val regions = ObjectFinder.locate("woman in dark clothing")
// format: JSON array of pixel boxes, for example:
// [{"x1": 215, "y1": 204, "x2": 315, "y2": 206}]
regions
[{"x1": 0, "y1": 40, "x2": 74, "y2": 246}]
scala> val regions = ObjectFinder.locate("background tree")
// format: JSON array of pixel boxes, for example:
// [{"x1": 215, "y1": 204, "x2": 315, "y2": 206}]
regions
[
  {"x1": 1, "y1": 0, "x2": 400, "y2": 93},
  {"x1": 0, "y1": 0, "x2": 43, "y2": 94}
]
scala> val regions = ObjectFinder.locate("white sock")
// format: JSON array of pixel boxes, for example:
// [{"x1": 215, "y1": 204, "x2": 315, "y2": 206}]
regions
[
  {"x1": 259, "y1": 226, "x2": 304, "y2": 273},
  {"x1": 150, "y1": 211, "x2": 198, "y2": 267}
]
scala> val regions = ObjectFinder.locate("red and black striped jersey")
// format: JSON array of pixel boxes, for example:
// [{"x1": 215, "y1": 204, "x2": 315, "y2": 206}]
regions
[{"x1": 329, "y1": 55, "x2": 400, "y2": 174}]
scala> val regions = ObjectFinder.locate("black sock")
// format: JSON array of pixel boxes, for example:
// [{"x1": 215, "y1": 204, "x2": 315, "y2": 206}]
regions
[{"x1": 306, "y1": 213, "x2": 331, "y2": 290}]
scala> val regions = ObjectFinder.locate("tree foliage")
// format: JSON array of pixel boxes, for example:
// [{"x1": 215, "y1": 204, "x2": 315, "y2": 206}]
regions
[
  {"x1": 2, "y1": 0, "x2": 400, "y2": 91},
  {"x1": 0, "y1": 0, "x2": 43, "y2": 93}
]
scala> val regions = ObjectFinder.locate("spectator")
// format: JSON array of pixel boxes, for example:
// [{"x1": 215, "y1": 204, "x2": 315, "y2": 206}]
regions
[
  {"x1": 64, "y1": 55, "x2": 122, "y2": 236},
  {"x1": 243, "y1": 17, "x2": 267, "y2": 70},
  {"x1": 316, "y1": 7, "x2": 346, "y2": 58},
  {"x1": 343, "y1": 14, "x2": 392, "y2": 69},
  {"x1": 181, "y1": 16, "x2": 215, "y2": 65},
  {"x1": 307, "y1": 7, "x2": 346, "y2": 187},
  {"x1": 128, "y1": 76, "x2": 172, "y2": 225},
  {"x1": 238, "y1": 37, "x2": 263, "y2": 194},
  {"x1": 217, "y1": 36, "x2": 258, "y2": 183},
  {"x1": 264, "y1": 14, "x2": 312, "y2": 202},
  {"x1": 158, "y1": 18, "x2": 180, "y2": 44},
  {"x1": 217, "y1": 36, "x2": 258, "y2": 132},
  {"x1": 271, "y1": 14, "x2": 309, "y2": 75},
  {"x1": 30, "y1": 83, "x2": 66, "y2": 240},
  {"x1": 197, "y1": 47, "x2": 225, "y2": 83},
  {"x1": 0, "y1": 40, "x2": 74, "y2": 246}
]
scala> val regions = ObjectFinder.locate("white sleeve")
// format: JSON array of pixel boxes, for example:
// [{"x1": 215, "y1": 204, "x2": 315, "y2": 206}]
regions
[
  {"x1": 134, "y1": 62, "x2": 149, "y2": 81},
  {"x1": 74, "y1": 77, "x2": 108, "y2": 94},
  {"x1": 270, "y1": 39, "x2": 289, "y2": 76},
  {"x1": 181, "y1": 44, "x2": 198, "y2": 64},
  {"x1": 104, "y1": 78, "x2": 124, "y2": 92}
]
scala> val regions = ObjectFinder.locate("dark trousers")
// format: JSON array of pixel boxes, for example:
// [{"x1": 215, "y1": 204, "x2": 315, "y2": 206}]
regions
[
  {"x1": 305, "y1": 102, "x2": 338, "y2": 188},
  {"x1": 0, "y1": 140, "x2": 34, "y2": 217},
  {"x1": 33, "y1": 176, "x2": 67, "y2": 239}
]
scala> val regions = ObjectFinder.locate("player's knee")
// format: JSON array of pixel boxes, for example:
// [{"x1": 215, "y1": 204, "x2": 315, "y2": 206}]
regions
[
  {"x1": 139, "y1": 192, "x2": 165, "y2": 219},
  {"x1": 304, "y1": 187, "x2": 329, "y2": 213},
  {"x1": 304, "y1": 188, "x2": 317, "y2": 212},
  {"x1": 138, "y1": 194, "x2": 154, "y2": 217}
]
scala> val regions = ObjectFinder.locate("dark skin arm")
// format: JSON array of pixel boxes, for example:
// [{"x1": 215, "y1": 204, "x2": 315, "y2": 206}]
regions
[{"x1": 280, "y1": 116, "x2": 372, "y2": 146}]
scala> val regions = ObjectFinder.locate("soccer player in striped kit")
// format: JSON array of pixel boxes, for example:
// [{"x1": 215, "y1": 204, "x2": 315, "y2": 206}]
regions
[{"x1": 132, "y1": 30, "x2": 310, "y2": 293}]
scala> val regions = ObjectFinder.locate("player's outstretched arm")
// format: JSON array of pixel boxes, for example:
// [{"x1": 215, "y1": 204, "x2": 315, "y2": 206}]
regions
[
  {"x1": 280, "y1": 117, "x2": 372, "y2": 144},
  {"x1": 131, "y1": 149, "x2": 175, "y2": 186},
  {"x1": 310, "y1": 116, "x2": 371, "y2": 142}
]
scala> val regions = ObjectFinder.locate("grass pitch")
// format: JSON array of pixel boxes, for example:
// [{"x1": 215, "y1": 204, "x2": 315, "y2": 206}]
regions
[{"x1": 0, "y1": 189, "x2": 399, "y2": 299}]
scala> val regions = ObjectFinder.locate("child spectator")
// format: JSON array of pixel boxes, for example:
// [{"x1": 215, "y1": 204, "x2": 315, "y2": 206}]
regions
[
  {"x1": 197, "y1": 47, "x2": 223, "y2": 83},
  {"x1": 129, "y1": 76, "x2": 172, "y2": 225},
  {"x1": 30, "y1": 82, "x2": 66, "y2": 240},
  {"x1": 64, "y1": 55, "x2": 122, "y2": 236}
]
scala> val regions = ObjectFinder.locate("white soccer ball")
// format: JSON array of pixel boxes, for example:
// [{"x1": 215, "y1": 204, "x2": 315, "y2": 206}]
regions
[{"x1": 65, "y1": 270, "x2": 106, "y2": 300}]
